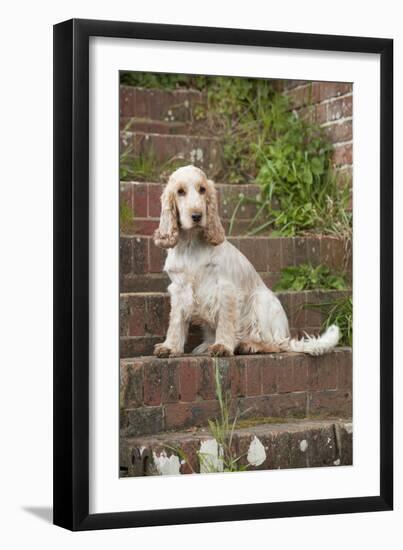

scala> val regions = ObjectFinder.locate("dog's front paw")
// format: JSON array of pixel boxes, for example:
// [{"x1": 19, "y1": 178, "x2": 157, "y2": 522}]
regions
[
  {"x1": 208, "y1": 343, "x2": 233, "y2": 357},
  {"x1": 153, "y1": 343, "x2": 182, "y2": 358}
]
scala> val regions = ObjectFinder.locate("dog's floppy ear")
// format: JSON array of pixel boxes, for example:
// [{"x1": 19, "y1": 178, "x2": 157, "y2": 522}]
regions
[
  {"x1": 203, "y1": 179, "x2": 225, "y2": 246},
  {"x1": 153, "y1": 185, "x2": 179, "y2": 249}
]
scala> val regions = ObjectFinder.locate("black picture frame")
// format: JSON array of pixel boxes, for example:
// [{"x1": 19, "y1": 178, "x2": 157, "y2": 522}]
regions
[{"x1": 53, "y1": 18, "x2": 393, "y2": 531}]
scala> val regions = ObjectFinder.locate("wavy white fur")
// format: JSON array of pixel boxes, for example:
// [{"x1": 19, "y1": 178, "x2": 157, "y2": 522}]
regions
[{"x1": 153, "y1": 165, "x2": 340, "y2": 358}]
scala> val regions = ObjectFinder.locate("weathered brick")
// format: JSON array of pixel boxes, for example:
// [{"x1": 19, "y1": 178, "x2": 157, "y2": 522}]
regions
[
  {"x1": 245, "y1": 358, "x2": 262, "y2": 396},
  {"x1": 143, "y1": 361, "x2": 162, "y2": 405},
  {"x1": 308, "y1": 355, "x2": 338, "y2": 391},
  {"x1": 308, "y1": 389, "x2": 352, "y2": 417},
  {"x1": 267, "y1": 238, "x2": 282, "y2": 272},
  {"x1": 294, "y1": 237, "x2": 308, "y2": 265},
  {"x1": 240, "y1": 238, "x2": 268, "y2": 272},
  {"x1": 131, "y1": 219, "x2": 158, "y2": 236},
  {"x1": 120, "y1": 407, "x2": 163, "y2": 437},
  {"x1": 126, "y1": 86, "x2": 205, "y2": 121},
  {"x1": 128, "y1": 295, "x2": 146, "y2": 336},
  {"x1": 146, "y1": 294, "x2": 170, "y2": 336},
  {"x1": 132, "y1": 237, "x2": 148, "y2": 274},
  {"x1": 261, "y1": 363, "x2": 279, "y2": 394},
  {"x1": 314, "y1": 102, "x2": 328, "y2": 124},
  {"x1": 281, "y1": 238, "x2": 295, "y2": 267},
  {"x1": 120, "y1": 360, "x2": 144, "y2": 408},
  {"x1": 132, "y1": 183, "x2": 148, "y2": 217},
  {"x1": 197, "y1": 358, "x2": 215, "y2": 400},
  {"x1": 336, "y1": 421, "x2": 353, "y2": 464},
  {"x1": 305, "y1": 237, "x2": 321, "y2": 265},
  {"x1": 276, "y1": 359, "x2": 295, "y2": 393},
  {"x1": 120, "y1": 296, "x2": 129, "y2": 337},
  {"x1": 230, "y1": 361, "x2": 247, "y2": 397},
  {"x1": 149, "y1": 243, "x2": 166, "y2": 276},
  {"x1": 332, "y1": 143, "x2": 353, "y2": 166},
  {"x1": 312, "y1": 82, "x2": 352, "y2": 103},
  {"x1": 164, "y1": 401, "x2": 219, "y2": 430},
  {"x1": 161, "y1": 361, "x2": 180, "y2": 403},
  {"x1": 324, "y1": 120, "x2": 353, "y2": 143},
  {"x1": 320, "y1": 237, "x2": 346, "y2": 271},
  {"x1": 336, "y1": 349, "x2": 353, "y2": 389},
  {"x1": 148, "y1": 184, "x2": 164, "y2": 217},
  {"x1": 326, "y1": 94, "x2": 353, "y2": 122},
  {"x1": 179, "y1": 358, "x2": 198, "y2": 402},
  {"x1": 302, "y1": 425, "x2": 338, "y2": 467},
  {"x1": 119, "y1": 86, "x2": 135, "y2": 117},
  {"x1": 239, "y1": 392, "x2": 307, "y2": 419},
  {"x1": 292, "y1": 354, "x2": 310, "y2": 391},
  {"x1": 120, "y1": 238, "x2": 132, "y2": 274}
]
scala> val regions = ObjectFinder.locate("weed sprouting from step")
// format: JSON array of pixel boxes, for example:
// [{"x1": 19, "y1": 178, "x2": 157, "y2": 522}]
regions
[
  {"x1": 164, "y1": 360, "x2": 251, "y2": 474},
  {"x1": 274, "y1": 264, "x2": 348, "y2": 292},
  {"x1": 120, "y1": 120, "x2": 188, "y2": 182},
  {"x1": 304, "y1": 295, "x2": 353, "y2": 346},
  {"x1": 199, "y1": 361, "x2": 249, "y2": 473}
]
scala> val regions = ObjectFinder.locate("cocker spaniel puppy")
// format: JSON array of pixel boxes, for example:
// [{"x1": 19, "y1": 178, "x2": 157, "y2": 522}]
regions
[{"x1": 153, "y1": 165, "x2": 340, "y2": 358}]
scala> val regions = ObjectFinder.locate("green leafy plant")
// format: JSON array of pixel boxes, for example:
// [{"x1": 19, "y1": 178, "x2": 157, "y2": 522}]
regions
[
  {"x1": 305, "y1": 295, "x2": 353, "y2": 346},
  {"x1": 274, "y1": 263, "x2": 348, "y2": 292},
  {"x1": 119, "y1": 73, "x2": 352, "y2": 237}
]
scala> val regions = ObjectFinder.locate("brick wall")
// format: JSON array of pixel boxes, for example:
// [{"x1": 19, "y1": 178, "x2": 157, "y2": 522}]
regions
[
  {"x1": 120, "y1": 349, "x2": 352, "y2": 437},
  {"x1": 278, "y1": 80, "x2": 353, "y2": 185}
]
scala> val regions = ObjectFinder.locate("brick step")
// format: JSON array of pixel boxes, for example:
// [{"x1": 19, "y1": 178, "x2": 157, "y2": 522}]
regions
[
  {"x1": 120, "y1": 348, "x2": 352, "y2": 437},
  {"x1": 120, "y1": 117, "x2": 193, "y2": 135},
  {"x1": 120, "y1": 131, "x2": 223, "y2": 177},
  {"x1": 120, "y1": 85, "x2": 206, "y2": 121},
  {"x1": 120, "y1": 289, "x2": 350, "y2": 357},
  {"x1": 120, "y1": 181, "x2": 266, "y2": 237},
  {"x1": 120, "y1": 234, "x2": 351, "y2": 293},
  {"x1": 120, "y1": 418, "x2": 352, "y2": 476}
]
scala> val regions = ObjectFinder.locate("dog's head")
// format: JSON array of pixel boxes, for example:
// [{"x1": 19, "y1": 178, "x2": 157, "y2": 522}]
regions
[{"x1": 153, "y1": 165, "x2": 225, "y2": 249}]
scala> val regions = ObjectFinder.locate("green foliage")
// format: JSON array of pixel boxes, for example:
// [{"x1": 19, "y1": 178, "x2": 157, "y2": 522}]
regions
[
  {"x1": 274, "y1": 263, "x2": 348, "y2": 292},
  {"x1": 206, "y1": 80, "x2": 351, "y2": 236},
  {"x1": 305, "y1": 295, "x2": 353, "y2": 346},
  {"x1": 120, "y1": 71, "x2": 208, "y2": 90},
  {"x1": 120, "y1": 147, "x2": 160, "y2": 181},
  {"x1": 119, "y1": 72, "x2": 352, "y2": 236}
]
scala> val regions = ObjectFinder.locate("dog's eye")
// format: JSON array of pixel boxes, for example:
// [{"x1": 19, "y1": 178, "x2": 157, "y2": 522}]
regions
[
  {"x1": 199, "y1": 186, "x2": 206, "y2": 194},
  {"x1": 177, "y1": 188, "x2": 186, "y2": 196}
]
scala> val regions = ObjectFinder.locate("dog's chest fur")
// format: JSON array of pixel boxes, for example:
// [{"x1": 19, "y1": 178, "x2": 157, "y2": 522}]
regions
[{"x1": 164, "y1": 238, "x2": 223, "y2": 325}]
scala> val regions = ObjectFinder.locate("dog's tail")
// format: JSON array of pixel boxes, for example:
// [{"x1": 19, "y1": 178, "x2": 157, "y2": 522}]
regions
[{"x1": 282, "y1": 324, "x2": 340, "y2": 356}]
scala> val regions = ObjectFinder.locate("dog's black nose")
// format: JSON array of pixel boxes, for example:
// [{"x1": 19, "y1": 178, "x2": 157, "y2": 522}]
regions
[{"x1": 192, "y1": 212, "x2": 202, "y2": 223}]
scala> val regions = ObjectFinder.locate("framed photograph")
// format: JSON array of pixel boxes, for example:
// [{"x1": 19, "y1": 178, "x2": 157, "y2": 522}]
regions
[{"x1": 53, "y1": 19, "x2": 393, "y2": 530}]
